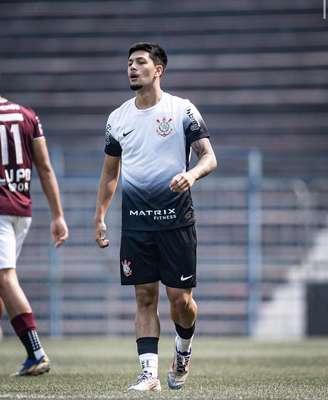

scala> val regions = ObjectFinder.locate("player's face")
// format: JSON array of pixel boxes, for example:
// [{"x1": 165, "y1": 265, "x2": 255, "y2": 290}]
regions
[{"x1": 128, "y1": 50, "x2": 163, "y2": 91}]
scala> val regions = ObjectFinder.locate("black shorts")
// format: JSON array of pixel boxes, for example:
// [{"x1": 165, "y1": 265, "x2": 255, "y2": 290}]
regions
[{"x1": 120, "y1": 225, "x2": 197, "y2": 288}]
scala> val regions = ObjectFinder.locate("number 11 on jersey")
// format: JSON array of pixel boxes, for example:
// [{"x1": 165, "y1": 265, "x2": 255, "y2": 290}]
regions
[{"x1": 0, "y1": 124, "x2": 23, "y2": 165}]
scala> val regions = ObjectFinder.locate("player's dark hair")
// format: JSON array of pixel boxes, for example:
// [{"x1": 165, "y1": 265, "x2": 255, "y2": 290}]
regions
[{"x1": 128, "y1": 42, "x2": 168, "y2": 70}]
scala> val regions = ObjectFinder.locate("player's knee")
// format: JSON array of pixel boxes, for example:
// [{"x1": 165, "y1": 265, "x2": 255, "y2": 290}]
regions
[
  {"x1": 136, "y1": 298, "x2": 157, "y2": 313},
  {"x1": 170, "y1": 293, "x2": 193, "y2": 314},
  {"x1": 135, "y1": 290, "x2": 158, "y2": 311}
]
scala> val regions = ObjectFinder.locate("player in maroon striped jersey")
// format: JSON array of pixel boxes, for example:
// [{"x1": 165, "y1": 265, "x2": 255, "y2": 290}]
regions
[{"x1": 0, "y1": 96, "x2": 69, "y2": 376}]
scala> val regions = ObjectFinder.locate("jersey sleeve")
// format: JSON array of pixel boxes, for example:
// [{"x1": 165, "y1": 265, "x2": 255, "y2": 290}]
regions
[
  {"x1": 182, "y1": 101, "x2": 209, "y2": 145},
  {"x1": 104, "y1": 114, "x2": 122, "y2": 157},
  {"x1": 32, "y1": 114, "x2": 44, "y2": 139},
  {"x1": 24, "y1": 107, "x2": 44, "y2": 140}
]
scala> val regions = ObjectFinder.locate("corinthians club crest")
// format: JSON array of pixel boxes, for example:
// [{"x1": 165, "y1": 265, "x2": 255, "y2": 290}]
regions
[
  {"x1": 156, "y1": 117, "x2": 173, "y2": 137},
  {"x1": 121, "y1": 259, "x2": 132, "y2": 277}
]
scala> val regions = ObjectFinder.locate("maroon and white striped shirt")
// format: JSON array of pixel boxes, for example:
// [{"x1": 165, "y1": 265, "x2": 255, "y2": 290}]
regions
[{"x1": 0, "y1": 100, "x2": 44, "y2": 216}]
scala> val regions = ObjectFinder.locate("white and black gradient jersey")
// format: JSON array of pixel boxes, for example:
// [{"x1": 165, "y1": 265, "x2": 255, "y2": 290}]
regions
[{"x1": 104, "y1": 91, "x2": 209, "y2": 231}]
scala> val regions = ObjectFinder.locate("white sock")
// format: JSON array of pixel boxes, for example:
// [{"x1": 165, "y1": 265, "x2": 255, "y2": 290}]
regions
[
  {"x1": 34, "y1": 348, "x2": 46, "y2": 360},
  {"x1": 176, "y1": 335, "x2": 193, "y2": 353},
  {"x1": 139, "y1": 353, "x2": 158, "y2": 378}
]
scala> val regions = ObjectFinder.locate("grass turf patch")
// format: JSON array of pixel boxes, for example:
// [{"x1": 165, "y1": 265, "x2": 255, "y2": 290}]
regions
[{"x1": 0, "y1": 337, "x2": 328, "y2": 399}]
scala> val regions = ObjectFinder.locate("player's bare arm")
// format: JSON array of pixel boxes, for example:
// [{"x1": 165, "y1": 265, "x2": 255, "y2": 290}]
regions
[
  {"x1": 169, "y1": 138, "x2": 217, "y2": 193},
  {"x1": 95, "y1": 154, "x2": 121, "y2": 248},
  {"x1": 32, "y1": 137, "x2": 69, "y2": 247}
]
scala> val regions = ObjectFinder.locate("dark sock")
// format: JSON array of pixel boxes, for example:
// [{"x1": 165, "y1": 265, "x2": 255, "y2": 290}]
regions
[
  {"x1": 11, "y1": 313, "x2": 43, "y2": 360},
  {"x1": 175, "y1": 322, "x2": 195, "y2": 339},
  {"x1": 136, "y1": 337, "x2": 159, "y2": 355}
]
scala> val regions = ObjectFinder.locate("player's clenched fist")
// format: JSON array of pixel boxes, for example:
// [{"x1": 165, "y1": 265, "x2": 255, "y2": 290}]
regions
[
  {"x1": 169, "y1": 172, "x2": 196, "y2": 193},
  {"x1": 95, "y1": 220, "x2": 109, "y2": 248}
]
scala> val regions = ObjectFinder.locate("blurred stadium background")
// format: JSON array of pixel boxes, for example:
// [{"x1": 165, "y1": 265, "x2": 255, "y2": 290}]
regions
[{"x1": 0, "y1": 0, "x2": 328, "y2": 340}]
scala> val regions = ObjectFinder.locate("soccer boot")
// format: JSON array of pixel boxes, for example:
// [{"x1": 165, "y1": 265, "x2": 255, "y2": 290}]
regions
[
  {"x1": 13, "y1": 355, "x2": 50, "y2": 377},
  {"x1": 128, "y1": 372, "x2": 161, "y2": 392},
  {"x1": 167, "y1": 339, "x2": 192, "y2": 390}
]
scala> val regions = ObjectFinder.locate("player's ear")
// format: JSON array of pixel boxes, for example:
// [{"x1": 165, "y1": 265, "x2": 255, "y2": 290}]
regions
[{"x1": 154, "y1": 64, "x2": 164, "y2": 78}]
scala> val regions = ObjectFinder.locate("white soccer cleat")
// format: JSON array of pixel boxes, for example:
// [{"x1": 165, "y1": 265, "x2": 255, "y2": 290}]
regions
[
  {"x1": 128, "y1": 372, "x2": 161, "y2": 392},
  {"x1": 167, "y1": 338, "x2": 192, "y2": 390},
  {"x1": 13, "y1": 355, "x2": 50, "y2": 377}
]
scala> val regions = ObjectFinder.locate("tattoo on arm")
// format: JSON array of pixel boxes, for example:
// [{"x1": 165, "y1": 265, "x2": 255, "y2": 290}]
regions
[
  {"x1": 190, "y1": 138, "x2": 217, "y2": 180},
  {"x1": 191, "y1": 138, "x2": 212, "y2": 158}
]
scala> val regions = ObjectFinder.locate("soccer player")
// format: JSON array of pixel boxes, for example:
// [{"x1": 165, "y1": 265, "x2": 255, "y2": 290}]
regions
[
  {"x1": 0, "y1": 96, "x2": 69, "y2": 376},
  {"x1": 95, "y1": 43, "x2": 217, "y2": 391}
]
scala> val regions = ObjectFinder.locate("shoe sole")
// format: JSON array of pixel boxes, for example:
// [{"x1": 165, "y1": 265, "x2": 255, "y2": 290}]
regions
[
  {"x1": 167, "y1": 375, "x2": 184, "y2": 390},
  {"x1": 128, "y1": 381, "x2": 161, "y2": 391},
  {"x1": 30, "y1": 365, "x2": 50, "y2": 376},
  {"x1": 16, "y1": 365, "x2": 50, "y2": 377},
  {"x1": 128, "y1": 386, "x2": 161, "y2": 392},
  {"x1": 128, "y1": 382, "x2": 161, "y2": 392}
]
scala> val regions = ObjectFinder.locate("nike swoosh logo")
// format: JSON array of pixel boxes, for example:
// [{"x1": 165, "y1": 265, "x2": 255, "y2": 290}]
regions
[
  {"x1": 123, "y1": 129, "x2": 134, "y2": 137},
  {"x1": 180, "y1": 275, "x2": 193, "y2": 281}
]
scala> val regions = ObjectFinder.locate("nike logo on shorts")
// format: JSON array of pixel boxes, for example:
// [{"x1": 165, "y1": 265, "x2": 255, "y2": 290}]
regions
[
  {"x1": 123, "y1": 129, "x2": 134, "y2": 137},
  {"x1": 180, "y1": 274, "x2": 193, "y2": 281}
]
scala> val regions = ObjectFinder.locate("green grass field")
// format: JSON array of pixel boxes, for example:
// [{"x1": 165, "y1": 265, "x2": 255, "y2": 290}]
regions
[{"x1": 0, "y1": 337, "x2": 328, "y2": 399}]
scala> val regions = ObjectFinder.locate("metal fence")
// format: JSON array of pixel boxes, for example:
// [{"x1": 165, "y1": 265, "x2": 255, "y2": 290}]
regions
[{"x1": 1, "y1": 149, "x2": 328, "y2": 337}]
